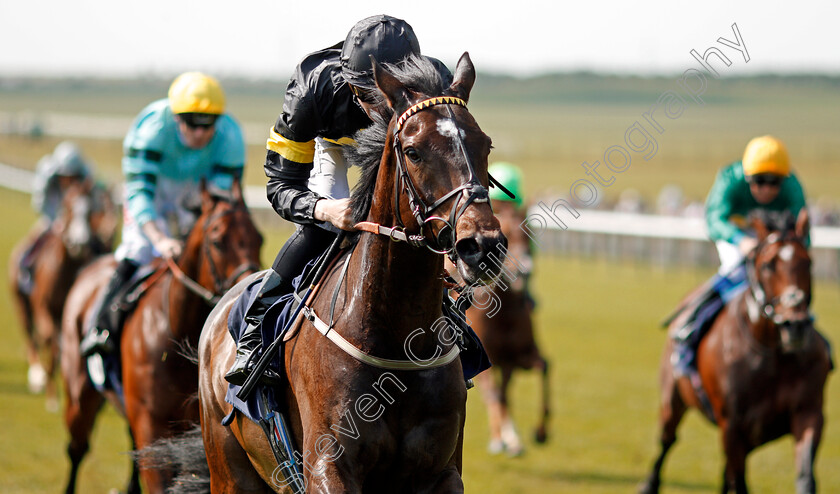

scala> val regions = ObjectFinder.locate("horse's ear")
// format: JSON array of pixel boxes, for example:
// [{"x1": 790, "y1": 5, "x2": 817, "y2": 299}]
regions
[
  {"x1": 751, "y1": 213, "x2": 770, "y2": 242},
  {"x1": 372, "y1": 56, "x2": 409, "y2": 111},
  {"x1": 231, "y1": 176, "x2": 243, "y2": 204},
  {"x1": 795, "y1": 207, "x2": 810, "y2": 240},
  {"x1": 200, "y1": 178, "x2": 214, "y2": 212},
  {"x1": 449, "y1": 52, "x2": 475, "y2": 103}
]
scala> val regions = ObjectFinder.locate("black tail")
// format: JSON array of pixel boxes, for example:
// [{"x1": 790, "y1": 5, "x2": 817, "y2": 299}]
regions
[{"x1": 134, "y1": 425, "x2": 209, "y2": 494}]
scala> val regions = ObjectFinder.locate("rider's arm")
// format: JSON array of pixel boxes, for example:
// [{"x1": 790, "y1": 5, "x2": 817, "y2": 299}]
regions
[
  {"x1": 141, "y1": 221, "x2": 181, "y2": 260},
  {"x1": 122, "y1": 102, "x2": 167, "y2": 228},
  {"x1": 31, "y1": 155, "x2": 54, "y2": 216},
  {"x1": 705, "y1": 164, "x2": 745, "y2": 245},
  {"x1": 207, "y1": 115, "x2": 246, "y2": 191},
  {"x1": 264, "y1": 67, "x2": 323, "y2": 225}
]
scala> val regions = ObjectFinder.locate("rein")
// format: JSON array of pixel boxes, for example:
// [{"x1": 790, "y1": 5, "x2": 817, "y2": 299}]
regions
[
  {"x1": 356, "y1": 96, "x2": 489, "y2": 259},
  {"x1": 165, "y1": 257, "x2": 220, "y2": 305},
  {"x1": 161, "y1": 205, "x2": 259, "y2": 306}
]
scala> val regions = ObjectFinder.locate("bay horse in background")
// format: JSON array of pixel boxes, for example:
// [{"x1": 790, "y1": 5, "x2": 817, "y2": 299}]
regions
[
  {"x1": 198, "y1": 53, "x2": 505, "y2": 492},
  {"x1": 469, "y1": 199, "x2": 549, "y2": 456},
  {"x1": 8, "y1": 178, "x2": 117, "y2": 411},
  {"x1": 60, "y1": 180, "x2": 262, "y2": 494},
  {"x1": 640, "y1": 210, "x2": 832, "y2": 494}
]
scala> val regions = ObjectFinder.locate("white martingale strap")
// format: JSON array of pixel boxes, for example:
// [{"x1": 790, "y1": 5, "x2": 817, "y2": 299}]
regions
[{"x1": 301, "y1": 305, "x2": 461, "y2": 370}]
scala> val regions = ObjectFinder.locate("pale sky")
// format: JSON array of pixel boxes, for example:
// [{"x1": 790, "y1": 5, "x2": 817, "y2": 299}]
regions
[{"x1": 1, "y1": 0, "x2": 837, "y2": 79}]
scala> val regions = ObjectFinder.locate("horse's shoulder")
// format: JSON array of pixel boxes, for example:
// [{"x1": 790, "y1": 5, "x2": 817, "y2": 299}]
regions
[{"x1": 200, "y1": 270, "x2": 265, "y2": 349}]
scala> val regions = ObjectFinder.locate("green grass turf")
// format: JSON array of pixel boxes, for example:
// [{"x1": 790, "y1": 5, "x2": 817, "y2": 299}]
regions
[{"x1": 1, "y1": 188, "x2": 838, "y2": 493}]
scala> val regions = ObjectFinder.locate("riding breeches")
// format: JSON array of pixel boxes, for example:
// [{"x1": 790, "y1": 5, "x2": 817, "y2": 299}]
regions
[
  {"x1": 114, "y1": 179, "x2": 199, "y2": 265},
  {"x1": 715, "y1": 239, "x2": 745, "y2": 275},
  {"x1": 307, "y1": 137, "x2": 351, "y2": 234},
  {"x1": 270, "y1": 224, "x2": 337, "y2": 285}
]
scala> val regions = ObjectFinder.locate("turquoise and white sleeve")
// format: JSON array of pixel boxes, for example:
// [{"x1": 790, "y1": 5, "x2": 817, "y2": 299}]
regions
[
  {"x1": 208, "y1": 115, "x2": 246, "y2": 191},
  {"x1": 123, "y1": 110, "x2": 167, "y2": 226}
]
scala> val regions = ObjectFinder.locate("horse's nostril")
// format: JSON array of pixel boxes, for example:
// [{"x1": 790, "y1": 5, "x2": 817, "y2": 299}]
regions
[{"x1": 455, "y1": 237, "x2": 481, "y2": 264}]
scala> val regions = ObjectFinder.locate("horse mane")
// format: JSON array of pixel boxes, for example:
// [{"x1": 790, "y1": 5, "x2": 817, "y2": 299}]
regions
[
  {"x1": 751, "y1": 209, "x2": 797, "y2": 236},
  {"x1": 346, "y1": 54, "x2": 451, "y2": 225}
]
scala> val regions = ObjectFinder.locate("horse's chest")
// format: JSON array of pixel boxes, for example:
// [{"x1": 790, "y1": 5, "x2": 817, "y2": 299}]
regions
[{"x1": 306, "y1": 373, "x2": 465, "y2": 478}]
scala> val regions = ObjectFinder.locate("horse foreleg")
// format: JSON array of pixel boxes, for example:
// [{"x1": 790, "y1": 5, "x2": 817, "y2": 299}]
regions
[
  {"x1": 534, "y1": 356, "x2": 550, "y2": 444},
  {"x1": 32, "y1": 308, "x2": 56, "y2": 398},
  {"x1": 126, "y1": 428, "x2": 142, "y2": 494},
  {"x1": 720, "y1": 421, "x2": 749, "y2": 494},
  {"x1": 497, "y1": 366, "x2": 523, "y2": 456},
  {"x1": 427, "y1": 465, "x2": 465, "y2": 493},
  {"x1": 12, "y1": 289, "x2": 43, "y2": 394},
  {"x1": 475, "y1": 369, "x2": 504, "y2": 454},
  {"x1": 129, "y1": 409, "x2": 175, "y2": 494},
  {"x1": 792, "y1": 411, "x2": 823, "y2": 494},
  {"x1": 63, "y1": 379, "x2": 104, "y2": 494},
  {"x1": 639, "y1": 378, "x2": 687, "y2": 494},
  {"x1": 43, "y1": 318, "x2": 61, "y2": 413},
  {"x1": 204, "y1": 412, "x2": 273, "y2": 493}
]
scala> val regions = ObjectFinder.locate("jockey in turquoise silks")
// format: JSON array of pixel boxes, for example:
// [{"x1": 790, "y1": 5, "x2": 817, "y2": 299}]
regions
[{"x1": 80, "y1": 72, "x2": 246, "y2": 357}]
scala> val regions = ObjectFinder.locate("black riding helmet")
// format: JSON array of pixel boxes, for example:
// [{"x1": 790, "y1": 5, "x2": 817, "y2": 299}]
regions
[{"x1": 340, "y1": 15, "x2": 421, "y2": 90}]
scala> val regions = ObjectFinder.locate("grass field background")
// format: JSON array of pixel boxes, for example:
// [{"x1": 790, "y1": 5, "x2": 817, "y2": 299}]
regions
[{"x1": 0, "y1": 75, "x2": 838, "y2": 492}]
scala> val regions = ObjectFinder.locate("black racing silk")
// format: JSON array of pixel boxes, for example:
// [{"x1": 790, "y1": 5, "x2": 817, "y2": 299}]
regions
[{"x1": 264, "y1": 42, "x2": 451, "y2": 224}]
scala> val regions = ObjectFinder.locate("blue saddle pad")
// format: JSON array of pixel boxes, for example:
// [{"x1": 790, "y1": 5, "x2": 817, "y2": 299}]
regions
[
  {"x1": 671, "y1": 265, "x2": 748, "y2": 377},
  {"x1": 223, "y1": 267, "x2": 309, "y2": 424}
]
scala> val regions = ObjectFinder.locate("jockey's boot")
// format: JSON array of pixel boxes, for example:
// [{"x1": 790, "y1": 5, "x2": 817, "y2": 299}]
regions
[
  {"x1": 224, "y1": 270, "x2": 289, "y2": 386},
  {"x1": 80, "y1": 259, "x2": 138, "y2": 357}
]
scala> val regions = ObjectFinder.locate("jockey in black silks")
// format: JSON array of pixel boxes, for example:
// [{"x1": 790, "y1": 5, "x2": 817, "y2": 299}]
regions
[{"x1": 225, "y1": 15, "x2": 491, "y2": 386}]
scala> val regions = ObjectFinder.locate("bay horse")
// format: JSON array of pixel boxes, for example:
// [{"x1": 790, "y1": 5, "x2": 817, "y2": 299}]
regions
[
  {"x1": 639, "y1": 209, "x2": 832, "y2": 494},
  {"x1": 60, "y1": 180, "x2": 262, "y2": 494},
  {"x1": 198, "y1": 53, "x2": 505, "y2": 492},
  {"x1": 9, "y1": 179, "x2": 117, "y2": 410},
  {"x1": 468, "y1": 199, "x2": 549, "y2": 456}
]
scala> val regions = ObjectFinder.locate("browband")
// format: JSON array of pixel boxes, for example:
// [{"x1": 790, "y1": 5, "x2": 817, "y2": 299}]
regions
[{"x1": 395, "y1": 96, "x2": 467, "y2": 133}]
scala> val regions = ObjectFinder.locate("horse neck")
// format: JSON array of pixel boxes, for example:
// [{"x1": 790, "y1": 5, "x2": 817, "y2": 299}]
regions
[
  {"x1": 166, "y1": 228, "x2": 212, "y2": 342},
  {"x1": 43, "y1": 232, "x2": 84, "y2": 293},
  {"x1": 348, "y1": 157, "x2": 446, "y2": 344}
]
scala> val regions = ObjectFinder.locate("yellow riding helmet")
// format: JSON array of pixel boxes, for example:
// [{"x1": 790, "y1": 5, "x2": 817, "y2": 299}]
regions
[
  {"x1": 742, "y1": 135, "x2": 790, "y2": 177},
  {"x1": 168, "y1": 72, "x2": 226, "y2": 115}
]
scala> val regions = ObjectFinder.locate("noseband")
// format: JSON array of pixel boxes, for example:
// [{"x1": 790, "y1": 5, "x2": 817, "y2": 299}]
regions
[{"x1": 356, "y1": 96, "x2": 489, "y2": 260}]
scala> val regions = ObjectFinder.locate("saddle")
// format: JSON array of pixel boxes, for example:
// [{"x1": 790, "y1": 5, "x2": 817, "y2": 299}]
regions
[{"x1": 84, "y1": 263, "x2": 166, "y2": 394}]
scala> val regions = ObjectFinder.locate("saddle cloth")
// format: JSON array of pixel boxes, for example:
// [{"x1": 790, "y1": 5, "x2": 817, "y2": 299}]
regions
[
  {"x1": 84, "y1": 263, "x2": 162, "y2": 398},
  {"x1": 224, "y1": 263, "x2": 313, "y2": 424}
]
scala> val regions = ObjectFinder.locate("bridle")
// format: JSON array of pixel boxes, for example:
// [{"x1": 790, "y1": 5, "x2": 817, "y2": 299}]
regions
[
  {"x1": 745, "y1": 231, "x2": 809, "y2": 326},
  {"x1": 356, "y1": 96, "x2": 489, "y2": 260},
  {"x1": 167, "y1": 203, "x2": 259, "y2": 305}
]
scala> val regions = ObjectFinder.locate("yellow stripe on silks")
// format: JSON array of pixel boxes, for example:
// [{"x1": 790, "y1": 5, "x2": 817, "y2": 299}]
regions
[
  {"x1": 266, "y1": 128, "x2": 316, "y2": 164},
  {"x1": 323, "y1": 137, "x2": 357, "y2": 146}
]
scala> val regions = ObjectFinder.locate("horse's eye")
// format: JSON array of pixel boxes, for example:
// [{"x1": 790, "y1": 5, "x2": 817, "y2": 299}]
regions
[{"x1": 404, "y1": 147, "x2": 421, "y2": 163}]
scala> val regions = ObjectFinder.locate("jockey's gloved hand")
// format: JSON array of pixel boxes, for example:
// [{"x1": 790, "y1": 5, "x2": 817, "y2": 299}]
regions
[
  {"x1": 155, "y1": 237, "x2": 183, "y2": 260},
  {"x1": 738, "y1": 236, "x2": 758, "y2": 255},
  {"x1": 314, "y1": 198, "x2": 356, "y2": 231},
  {"x1": 142, "y1": 221, "x2": 183, "y2": 260}
]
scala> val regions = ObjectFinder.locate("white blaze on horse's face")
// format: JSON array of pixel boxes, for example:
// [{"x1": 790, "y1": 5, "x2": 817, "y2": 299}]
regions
[
  {"x1": 436, "y1": 118, "x2": 466, "y2": 147},
  {"x1": 778, "y1": 244, "x2": 795, "y2": 262}
]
